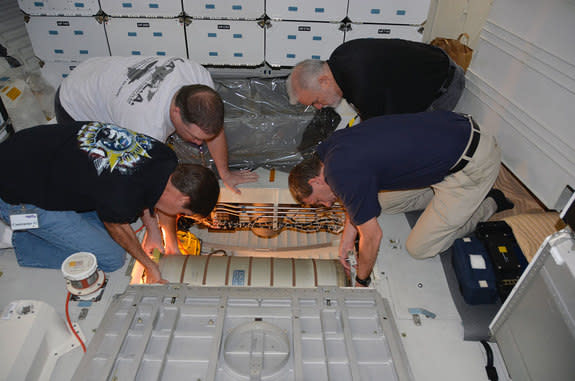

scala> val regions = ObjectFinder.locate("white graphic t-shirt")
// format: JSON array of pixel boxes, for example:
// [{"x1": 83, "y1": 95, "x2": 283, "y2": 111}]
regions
[{"x1": 60, "y1": 56, "x2": 215, "y2": 142}]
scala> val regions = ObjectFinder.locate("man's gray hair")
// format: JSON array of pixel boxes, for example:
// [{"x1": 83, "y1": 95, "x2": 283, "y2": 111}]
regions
[{"x1": 286, "y1": 59, "x2": 326, "y2": 105}]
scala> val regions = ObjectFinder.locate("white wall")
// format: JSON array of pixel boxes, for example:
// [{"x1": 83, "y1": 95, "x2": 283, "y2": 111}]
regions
[
  {"x1": 424, "y1": 0, "x2": 494, "y2": 48},
  {"x1": 455, "y1": 0, "x2": 575, "y2": 209}
]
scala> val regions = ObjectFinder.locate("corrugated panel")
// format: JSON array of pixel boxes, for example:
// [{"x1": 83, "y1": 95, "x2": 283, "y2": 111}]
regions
[
  {"x1": 0, "y1": 2, "x2": 40, "y2": 73},
  {"x1": 455, "y1": 0, "x2": 575, "y2": 208},
  {"x1": 71, "y1": 286, "x2": 414, "y2": 381},
  {"x1": 192, "y1": 225, "x2": 340, "y2": 257}
]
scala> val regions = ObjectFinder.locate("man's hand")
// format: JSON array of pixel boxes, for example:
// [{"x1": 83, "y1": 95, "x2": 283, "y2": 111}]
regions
[
  {"x1": 143, "y1": 261, "x2": 168, "y2": 284},
  {"x1": 142, "y1": 230, "x2": 165, "y2": 255},
  {"x1": 103, "y1": 221, "x2": 169, "y2": 284},
  {"x1": 141, "y1": 209, "x2": 183, "y2": 255},
  {"x1": 339, "y1": 215, "x2": 358, "y2": 277},
  {"x1": 221, "y1": 169, "x2": 259, "y2": 194},
  {"x1": 339, "y1": 243, "x2": 355, "y2": 276},
  {"x1": 141, "y1": 209, "x2": 165, "y2": 255},
  {"x1": 142, "y1": 232, "x2": 183, "y2": 255}
]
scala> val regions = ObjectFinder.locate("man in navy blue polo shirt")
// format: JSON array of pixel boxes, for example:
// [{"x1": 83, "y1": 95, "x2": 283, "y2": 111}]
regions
[{"x1": 289, "y1": 111, "x2": 512, "y2": 287}]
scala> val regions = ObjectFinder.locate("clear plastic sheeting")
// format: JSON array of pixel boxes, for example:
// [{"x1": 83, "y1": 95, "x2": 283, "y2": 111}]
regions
[
  {"x1": 168, "y1": 78, "x2": 340, "y2": 173},
  {"x1": 0, "y1": 68, "x2": 55, "y2": 131}
]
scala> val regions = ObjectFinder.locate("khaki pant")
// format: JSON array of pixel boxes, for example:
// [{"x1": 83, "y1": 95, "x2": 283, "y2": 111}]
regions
[{"x1": 378, "y1": 129, "x2": 501, "y2": 258}]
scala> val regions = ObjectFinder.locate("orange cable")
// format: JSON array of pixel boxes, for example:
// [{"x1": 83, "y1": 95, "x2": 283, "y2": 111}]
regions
[{"x1": 65, "y1": 292, "x2": 87, "y2": 353}]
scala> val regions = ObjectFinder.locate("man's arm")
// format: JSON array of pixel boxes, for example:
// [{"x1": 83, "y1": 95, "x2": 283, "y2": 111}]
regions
[
  {"x1": 338, "y1": 213, "x2": 358, "y2": 272},
  {"x1": 156, "y1": 210, "x2": 182, "y2": 255},
  {"x1": 355, "y1": 217, "x2": 383, "y2": 286},
  {"x1": 206, "y1": 130, "x2": 258, "y2": 194},
  {"x1": 141, "y1": 209, "x2": 164, "y2": 254},
  {"x1": 103, "y1": 221, "x2": 167, "y2": 284},
  {"x1": 141, "y1": 209, "x2": 182, "y2": 255}
]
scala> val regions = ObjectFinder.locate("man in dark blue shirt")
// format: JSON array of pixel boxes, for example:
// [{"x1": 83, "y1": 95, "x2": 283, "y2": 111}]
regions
[{"x1": 289, "y1": 111, "x2": 512, "y2": 287}]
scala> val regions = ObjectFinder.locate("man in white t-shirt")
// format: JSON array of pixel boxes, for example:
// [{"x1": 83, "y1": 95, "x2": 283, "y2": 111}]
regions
[
  {"x1": 55, "y1": 56, "x2": 258, "y2": 256},
  {"x1": 56, "y1": 56, "x2": 258, "y2": 193}
]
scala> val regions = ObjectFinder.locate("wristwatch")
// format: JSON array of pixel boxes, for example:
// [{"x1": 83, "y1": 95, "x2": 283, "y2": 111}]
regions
[{"x1": 355, "y1": 275, "x2": 371, "y2": 287}]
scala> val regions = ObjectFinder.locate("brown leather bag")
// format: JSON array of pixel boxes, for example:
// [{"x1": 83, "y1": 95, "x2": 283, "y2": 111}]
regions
[{"x1": 430, "y1": 33, "x2": 473, "y2": 72}]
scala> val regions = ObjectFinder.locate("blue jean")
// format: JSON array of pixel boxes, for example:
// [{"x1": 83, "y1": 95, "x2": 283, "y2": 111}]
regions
[
  {"x1": 428, "y1": 56, "x2": 466, "y2": 112},
  {"x1": 0, "y1": 197, "x2": 126, "y2": 272}
]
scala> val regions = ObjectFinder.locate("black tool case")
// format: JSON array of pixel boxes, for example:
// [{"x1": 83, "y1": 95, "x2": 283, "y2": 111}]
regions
[{"x1": 475, "y1": 221, "x2": 528, "y2": 301}]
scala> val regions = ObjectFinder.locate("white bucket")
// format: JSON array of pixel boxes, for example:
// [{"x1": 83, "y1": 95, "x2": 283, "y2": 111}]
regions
[{"x1": 61, "y1": 252, "x2": 106, "y2": 298}]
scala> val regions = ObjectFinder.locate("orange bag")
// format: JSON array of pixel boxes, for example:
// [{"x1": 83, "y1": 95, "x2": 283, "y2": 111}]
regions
[{"x1": 430, "y1": 33, "x2": 473, "y2": 72}]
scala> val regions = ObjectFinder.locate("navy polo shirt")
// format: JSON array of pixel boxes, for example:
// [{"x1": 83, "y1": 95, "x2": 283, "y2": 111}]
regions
[{"x1": 316, "y1": 111, "x2": 471, "y2": 225}]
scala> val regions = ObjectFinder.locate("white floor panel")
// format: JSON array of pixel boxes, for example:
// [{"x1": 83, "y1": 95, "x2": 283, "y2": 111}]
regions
[
  {"x1": 398, "y1": 318, "x2": 487, "y2": 381},
  {"x1": 0, "y1": 211, "x2": 512, "y2": 380},
  {"x1": 373, "y1": 213, "x2": 510, "y2": 381},
  {"x1": 398, "y1": 317, "x2": 510, "y2": 381},
  {"x1": 69, "y1": 286, "x2": 412, "y2": 381},
  {"x1": 375, "y1": 213, "x2": 460, "y2": 321}
]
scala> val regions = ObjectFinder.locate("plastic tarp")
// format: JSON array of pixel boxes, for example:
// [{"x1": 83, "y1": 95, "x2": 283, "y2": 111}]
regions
[{"x1": 168, "y1": 78, "x2": 340, "y2": 173}]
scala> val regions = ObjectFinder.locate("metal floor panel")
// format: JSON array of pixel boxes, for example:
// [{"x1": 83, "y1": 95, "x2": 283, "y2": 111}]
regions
[{"x1": 72, "y1": 286, "x2": 413, "y2": 381}]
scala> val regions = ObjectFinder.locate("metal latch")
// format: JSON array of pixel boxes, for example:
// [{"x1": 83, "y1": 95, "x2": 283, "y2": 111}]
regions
[{"x1": 408, "y1": 308, "x2": 436, "y2": 326}]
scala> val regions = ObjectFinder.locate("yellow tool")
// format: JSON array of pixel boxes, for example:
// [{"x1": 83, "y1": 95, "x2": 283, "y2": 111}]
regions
[{"x1": 151, "y1": 248, "x2": 162, "y2": 263}]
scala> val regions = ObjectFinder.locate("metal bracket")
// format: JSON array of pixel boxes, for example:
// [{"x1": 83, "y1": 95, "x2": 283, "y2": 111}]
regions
[
  {"x1": 338, "y1": 22, "x2": 351, "y2": 32},
  {"x1": 408, "y1": 308, "x2": 437, "y2": 323},
  {"x1": 179, "y1": 14, "x2": 192, "y2": 26},
  {"x1": 94, "y1": 10, "x2": 109, "y2": 24},
  {"x1": 259, "y1": 18, "x2": 271, "y2": 29}
]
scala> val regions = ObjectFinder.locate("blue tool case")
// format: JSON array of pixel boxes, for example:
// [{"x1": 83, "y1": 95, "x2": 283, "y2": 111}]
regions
[{"x1": 452, "y1": 235, "x2": 499, "y2": 305}]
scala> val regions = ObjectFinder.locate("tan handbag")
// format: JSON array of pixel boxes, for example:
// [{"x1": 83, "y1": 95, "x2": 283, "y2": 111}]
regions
[{"x1": 430, "y1": 33, "x2": 473, "y2": 72}]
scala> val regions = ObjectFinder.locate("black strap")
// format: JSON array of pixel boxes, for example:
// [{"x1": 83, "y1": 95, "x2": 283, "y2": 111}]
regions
[
  {"x1": 355, "y1": 275, "x2": 371, "y2": 287},
  {"x1": 449, "y1": 128, "x2": 480, "y2": 173}
]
